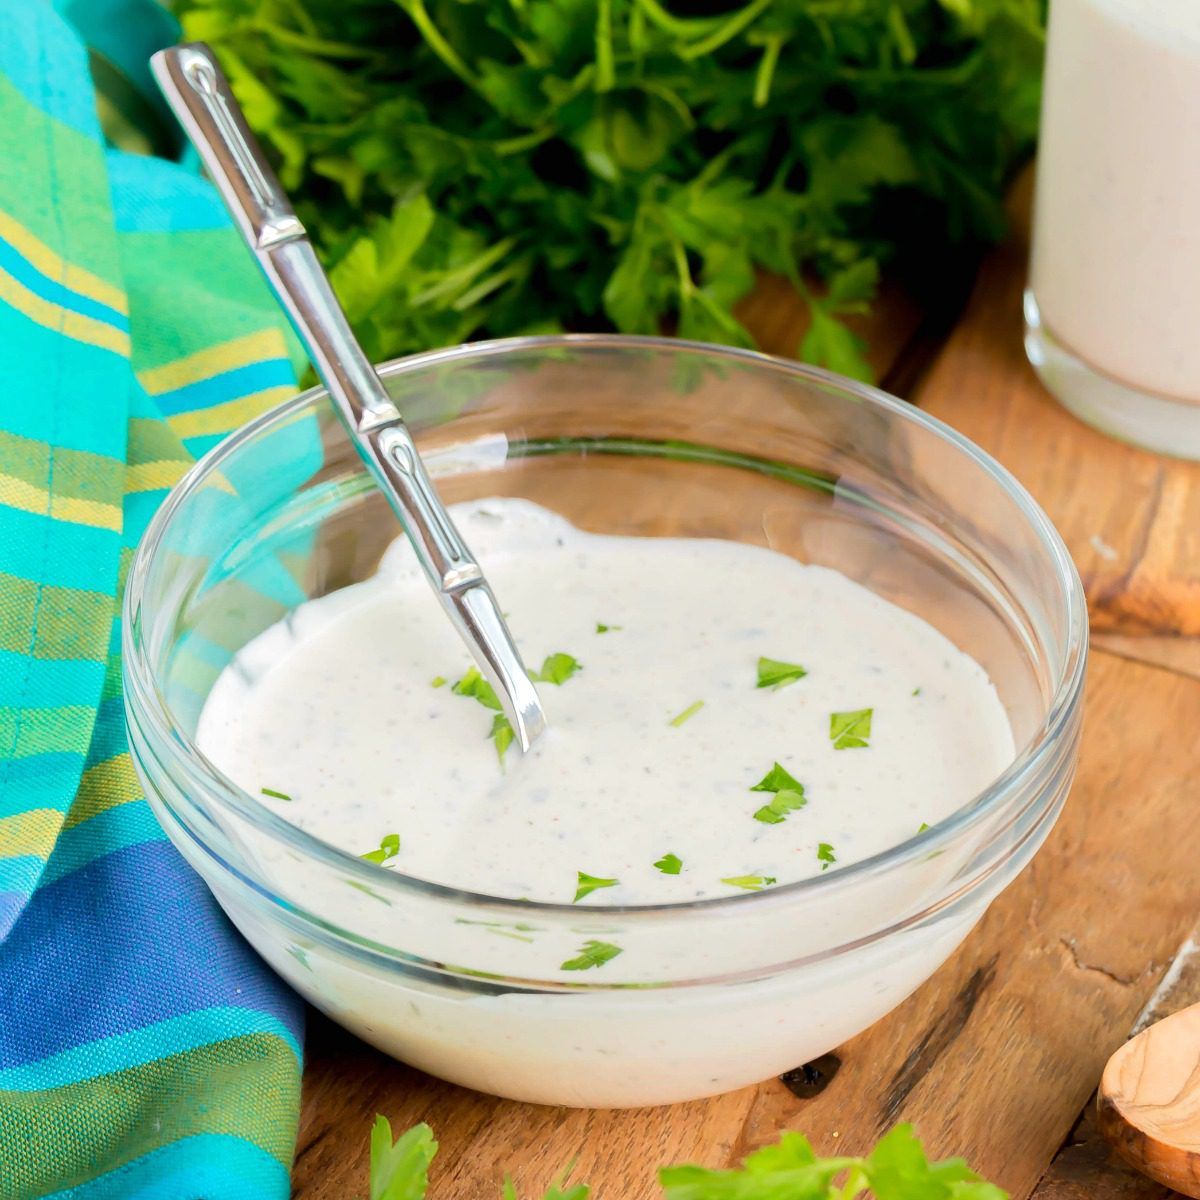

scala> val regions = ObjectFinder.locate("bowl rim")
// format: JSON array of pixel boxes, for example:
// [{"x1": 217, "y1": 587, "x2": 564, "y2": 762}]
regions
[{"x1": 122, "y1": 333, "x2": 1089, "y2": 923}]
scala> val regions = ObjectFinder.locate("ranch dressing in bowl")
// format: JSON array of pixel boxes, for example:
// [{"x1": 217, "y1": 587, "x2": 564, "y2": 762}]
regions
[{"x1": 198, "y1": 499, "x2": 1013, "y2": 906}]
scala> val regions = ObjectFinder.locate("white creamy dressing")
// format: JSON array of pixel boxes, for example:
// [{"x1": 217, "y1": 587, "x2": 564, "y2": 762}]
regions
[
  {"x1": 1031, "y1": 0, "x2": 1200, "y2": 400},
  {"x1": 199, "y1": 499, "x2": 1013, "y2": 905}
]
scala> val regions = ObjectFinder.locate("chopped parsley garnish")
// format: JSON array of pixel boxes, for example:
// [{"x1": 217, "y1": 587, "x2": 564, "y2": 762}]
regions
[
  {"x1": 430, "y1": 675, "x2": 447, "y2": 688},
  {"x1": 260, "y1": 786, "x2": 292, "y2": 802},
  {"x1": 749, "y1": 761, "x2": 807, "y2": 826},
  {"x1": 573, "y1": 871, "x2": 619, "y2": 903},
  {"x1": 595, "y1": 622, "x2": 622, "y2": 634},
  {"x1": 451, "y1": 667, "x2": 501, "y2": 710},
  {"x1": 449, "y1": 666, "x2": 529, "y2": 764},
  {"x1": 561, "y1": 939, "x2": 623, "y2": 971},
  {"x1": 917, "y1": 821, "x2": 931, "y2": 833},
  {"x1": 721, "y1": 874, "x2": 777, "y2": 891},
  {"x1": 454, "y1": 918, "x2": 542, "y2": 933},
  {"x1": 912, "y1": 686, "x2": 922, "y2": 696},
  {"x1": 360, "y1": 833, "x2": 400, "y2": 865},
  {"x1": 346, "y1": 879, "x2": 392, "y2": 905},
  {"x1": 756, "y1": 656, "x2": 808, "y2": 690},
  {"x1": 753, "y1": 789, "x2": 807, "y2": 825},
  {"x1": 534, "y1": 652, "x2": 582, "y2": 685},
  {"x1": 750, "y1": 762, "x2": 804, "y2": 794},
  {"x1": 830, "y1": 707, "x2": 874, "y2": 749},
  {"x1": 669, "y1": 699, "x2": 705, "y2": 727},
  {"x1": 654, "y1": 852, "x2": 683, "y2": 875},
  {"x1": 817, "y1": 842, "x2": 837, "y2": 870},
  {"x1": 489, "y1": 713, "x2": 515, "y2": 763},
  {"x1": 453, "y1": 918, "x2": 540, "y2": 942}
]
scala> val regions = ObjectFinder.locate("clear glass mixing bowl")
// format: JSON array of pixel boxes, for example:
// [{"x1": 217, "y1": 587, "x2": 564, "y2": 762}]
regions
[{"x1": 123, "y1": 336, "x2": 1087, "y2": 1108}]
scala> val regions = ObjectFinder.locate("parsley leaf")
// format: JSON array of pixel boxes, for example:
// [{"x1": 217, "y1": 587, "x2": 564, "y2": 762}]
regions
[
  {"x1": 654, "y1": 852, "x2": 683, "y2": 875},
  {"x1": 534, "y1": 653, "x2": 582, "y2": 685},
  {"x1": 490, "y1": 713, "x2": 515, "y2": 764},
  {"x1": 669, "y1": 700, "x2": 705, "y2": 727},
  {"x1": 260, "y1": 786, "x2": 292, "y2": 801},
  {"x1": 573, "y1": 871, "x2": 619, "y2": 903},
  {"x1": 369, "y1": 1115, "x2": 436, "y2": 1200},
  {"x1": 430, "y1": 676, "x2": 447, "y2": 688},
  {"x1": 817, "y1": 842, "x2": 837, "y2": 870},
  {"x1": 753, "y1": 788, "x2": 807, "y2": 825},
  {"x1": 452, "y1": 667, "x2": 502, "y2": 711},
  {"x1": 830, "y1": 707, "x2": 873, "y2": 749},
  {"x1": 749, "y1": 762, "x2": 803, "y2": 794},
  {"x1": 659, "y1": 1123, "x2": 1005, "y2": 1199},
  {"x1": 721, "y1": 875, "x2": 776, "y2": 891},
  {"x1": 561, "y1": 940, "x2": 623, "y2": 971},
  {"x1": 755, "y1": 656, "x2": 808, "y2": 690},
  {"x1": 360, "y1": 833, "x2": 400, "y2": 865},
  {"x1": 918, "y1": 821, "x2": 931, "y2": 833},
  {"x1": 182, "y1": 0, "x2": 1041, "y2": 378},
  {"x1": 364, "y1": 1116, "x2": 1005, "y2": 1198},
  {"x1": 595, "y1": 622, "x2": 622, "y2": 634}
]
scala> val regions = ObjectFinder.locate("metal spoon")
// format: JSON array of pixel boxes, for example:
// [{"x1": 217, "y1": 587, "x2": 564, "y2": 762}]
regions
[{"x1": 151, "y1": 43, "x2": 547, "y2": 751}]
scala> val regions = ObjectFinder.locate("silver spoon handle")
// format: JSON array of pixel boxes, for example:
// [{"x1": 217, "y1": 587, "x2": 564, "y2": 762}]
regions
[{"x1": 151, "y1": 43, "x2": 546, "y2": 750}]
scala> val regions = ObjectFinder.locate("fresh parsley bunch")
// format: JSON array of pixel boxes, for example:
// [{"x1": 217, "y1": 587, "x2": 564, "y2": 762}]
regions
[
  {"x1": 369, "y1": 1116, "x2": 1007, "y2": 1199},
  {"x1": 177, "y1": 0, "x2": 1044, "y2": 381}
]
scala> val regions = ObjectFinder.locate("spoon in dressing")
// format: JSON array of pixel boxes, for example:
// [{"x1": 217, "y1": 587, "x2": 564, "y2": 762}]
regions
[{"x1": 150, "y1": 43, "x2": 546, "y2": 752}]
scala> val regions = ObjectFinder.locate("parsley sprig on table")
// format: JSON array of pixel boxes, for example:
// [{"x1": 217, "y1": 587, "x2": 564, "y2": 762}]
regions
[
  {"x1": 369, "y1": 1116, "x2": 1007, "y2": 1199},
  {"x1": 178, "y1": 0, "x2": 1043, "y2": 381}
]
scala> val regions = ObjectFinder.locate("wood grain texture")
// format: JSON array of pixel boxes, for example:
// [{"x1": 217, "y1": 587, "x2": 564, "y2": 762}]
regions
[
  {"x1": 914, "y1": 171, "x2": 1200, "y2": 655},
  {"x1": 293, "y1": 652, "x2": 1200, "y2": 1200},
  {"x1": 1033, "y1": 935, "x2": 1200, "y2": 1200}
]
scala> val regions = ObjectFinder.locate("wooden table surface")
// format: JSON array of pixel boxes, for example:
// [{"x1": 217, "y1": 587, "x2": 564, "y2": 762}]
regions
[{"x1": 291, "y1": 177, "x2": 1200, "y2": 1199}]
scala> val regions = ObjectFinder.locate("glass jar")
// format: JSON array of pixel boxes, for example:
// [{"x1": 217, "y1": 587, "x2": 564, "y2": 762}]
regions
[{"x1": 1026, "y1": 0, "x2": 1200, "y2": 457}]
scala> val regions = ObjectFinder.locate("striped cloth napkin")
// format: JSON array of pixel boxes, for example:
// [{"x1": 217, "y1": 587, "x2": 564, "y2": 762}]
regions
[{"x1": 0, "y1": 4, "x2": 307, "y2": 1196}]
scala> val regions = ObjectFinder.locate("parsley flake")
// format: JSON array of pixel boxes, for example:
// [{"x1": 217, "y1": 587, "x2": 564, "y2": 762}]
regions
[
  {"x1": 260, "y1": 786, "x2": 292, "y2": 802},
  {"x1": 654, "y1": 852, "x2": 683, "y2": 875},
  {"x1": 750, "y1": 762, "x2": 804, "y2": 794},
  {"x1": 346, "y1": 879, "x2": 392, "y2": 905},
  {"x1": 817, "y1": 842, "x2": 837, "y2": 870},
  {"x1": 753, "y1": 788, "x2": 807, "y2": 825},
  {"x1": 451, "y1": 667, "x2": 501, "y2": 710},
  {"x1": 756, "y1": 656, "x2": 808, "y2": 690},
  {"x1": 830, "y1": 707, "x2": 873, "y2": 749},
  {"x1": 669, "y1": 699, "x2": 705, "y2": 727},
  {"x1": 360, "y1": 833, "x2": 400, "y2": 865},
  {"x1": 534, "y1": 652, "x2": 582, "y2": 685},
  {"x1": 573, "y1": 871, "x2": 619, "y2": 903},
  {"x1": 430, "y1": 676, "x2": 447, "y2": 688},
  {"x1": 595, "y1": 622, "x2": 622, "y2": 634},
  {"x1": 561, "y1": 939, "x2": 623, "y2": 971},
  {"x1": 917, "y1": 821, "x2": 931, "y2": 833},
  {"x1": 489, "y1": 713, "x2": 515, "y2": 763},
  {"x1": 721, "y1": 874, "x2": 777, "y2": 891}
]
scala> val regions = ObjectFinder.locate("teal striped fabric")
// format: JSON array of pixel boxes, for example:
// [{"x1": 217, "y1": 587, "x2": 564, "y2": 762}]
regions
[{"x1": 0, "y1": 3, "x2": 307, "y2": 1196}]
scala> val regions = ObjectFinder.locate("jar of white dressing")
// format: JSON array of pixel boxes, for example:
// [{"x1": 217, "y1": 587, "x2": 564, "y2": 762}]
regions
[{"x1": 1026, "y1": 0, "x2": 1200, "y2": 458}]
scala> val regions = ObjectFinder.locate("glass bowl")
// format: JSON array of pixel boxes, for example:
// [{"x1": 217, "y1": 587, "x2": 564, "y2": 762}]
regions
[{"x1": 123, "y1": 336, "x2": 1087, "y2": 1108}]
